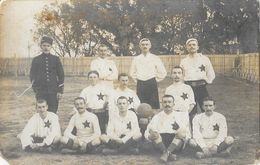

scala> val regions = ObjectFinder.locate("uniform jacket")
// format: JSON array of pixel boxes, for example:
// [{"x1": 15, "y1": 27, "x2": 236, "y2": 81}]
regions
[{"x1": 30, "y1": 53, "x2": 64, "y2": 93}]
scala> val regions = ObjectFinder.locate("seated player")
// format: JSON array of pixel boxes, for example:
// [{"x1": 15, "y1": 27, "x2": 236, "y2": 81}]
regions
[
  {"x1": 100, "y1": 96, "x2": 142, "y2": 155},
  {"x1": 80, "y1": 70, "x2": 111, "y2": 134},
  {"x1": 60, "y1": 97, "x2": 101, "y2": 153},
  {"x1": 19, "y1": 99, "x2": 61, "y2": 152},
  {"x1": 189, "y1": 97, "x2": 234, "y2": 159},
  {"x1": 112, "y1": 73, "x2": 140, "y2": 113},
  {"x1": 144, "y1": 95, "x2": 191, "y2": 163}
]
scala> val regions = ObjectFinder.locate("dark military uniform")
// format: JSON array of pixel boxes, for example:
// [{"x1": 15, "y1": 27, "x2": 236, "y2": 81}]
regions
[{"x1": 30, "y1": 53, "x2": 64, "y2": 113}]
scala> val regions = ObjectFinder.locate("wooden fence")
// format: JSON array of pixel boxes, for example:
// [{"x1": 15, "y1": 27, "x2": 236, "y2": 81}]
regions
[{"x1": 0, "y1": 53, "x2": 258, "y2": 83}]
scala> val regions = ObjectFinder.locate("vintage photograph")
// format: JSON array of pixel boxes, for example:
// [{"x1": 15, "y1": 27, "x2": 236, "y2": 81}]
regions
[{"x1": 0, "y1": 0, "x2": 259, "y2": 164}]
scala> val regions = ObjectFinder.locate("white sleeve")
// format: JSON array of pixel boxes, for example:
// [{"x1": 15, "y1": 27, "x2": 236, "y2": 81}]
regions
[
  {"x1": 205, "y1": 57, "x2": 215, "y2": 84},
  {"x1": 20, "y1": 116, "x2": 36, "y2": 149},
  {"x1": 192, "y1": 115, "x2": 207, "y2": 148},
  {"x1": 86, "y1": 115, "x2": 101, "y2": 142},
  {"x1": 188, "y1": 86, "x2": 195, "y2": 105},
  {"x1": 106, "y1": 120, "x2": 118, "y2": 139},
  {"x1": 144, "y1": 116, "x2": 158, "y2": 140},
  {"x1": 129, "y1": 58, "x2": 137, "y2": 81},
  {"x1": 64, "y1": 116, "x2": 77, "y2": 140},
  {"x1": 133, "y1": 93, "x2": 141, "y2": 110},
  {"x1": 155, "y1": 57, "x2": 167, "y2": 82},
  {"x1": 44, "y1": 115, "x2": 61, "y2": 146}
]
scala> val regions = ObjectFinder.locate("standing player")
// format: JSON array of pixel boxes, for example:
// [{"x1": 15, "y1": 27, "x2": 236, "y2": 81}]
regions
[
  {"x1": 60, "y1": 97, "x2": 101, "y2": 153},
  {"x1": 90, "y1": 44, "x2": 118, "y2": 88},
  {"x1": 180, "y1": 38, "x2": 215, "y2": 117},
  {"x1": 144, "y1": 95, "x2": 191, "y2": 163},
  {"x1": 100, "y1": 96, "x2": 142, "y2": 155},
  {"x1": 113, "y1": 73, "x2": 140, "y2": 113},
  {"x1": 130, "y1": 38, "x2": 167, "y2": 109},
  {"x1": 30, "y1": 36, "x2": 64, "y2": 113},
  {"x1": 189, "y1": 97, "x2": 234, "y2": 159},
  {"x1": 165, "y1": 66, "x2": 195, "y2": 122},
  {"x1": 80, "y1": 71, "x2": 111, "y2": 134},
  {"x1": 20, "y1": 99, "x2": 61, "y2": 152}
]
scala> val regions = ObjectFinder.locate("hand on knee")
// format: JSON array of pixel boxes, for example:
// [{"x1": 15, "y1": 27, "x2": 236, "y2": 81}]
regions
[
  {"x1": 100, "y1": 134, "x2": 110, "y2": 143},
  {"x1": 225, "y1": 136, "x2": 234, "y2": 145},
  {"x1": 60, "y1": 136, "x2": 69, "y2": 144},
  {"x1": 91, "y1": 138, "x2": 101, "y2": 146},
  {"x1": 176, "y1": 128, "x2": 187, "y2": 140},
  {"x1": 133, "y1": 133, "x2": 142, "y2": 141}
]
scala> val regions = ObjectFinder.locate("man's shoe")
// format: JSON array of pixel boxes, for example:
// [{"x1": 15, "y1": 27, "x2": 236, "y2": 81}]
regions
[
  {"x1": 102, "y1": 148, "x2": 118, "y2": 155},
  {"x1": 195, "y1": 152, "x2": 205, "y2": 159},
  {"x1": 160, "y1": 151, "x2": 170, "y2": 163},
  {"x1": 168, "y1": 153, "x2": 177, "y2": 161}
]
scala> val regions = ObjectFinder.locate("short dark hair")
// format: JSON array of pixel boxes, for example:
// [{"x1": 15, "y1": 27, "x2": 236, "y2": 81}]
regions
[
  {"x1": 172, "y1": 66, "x2": 183, "y2": 73},
  {"x1": 117, "y1": 96, "x2": 128, "y2": 103},
  {"x1": 88, "y1": 70, "x2": 99, "y2": 78},
  {"x1": 162, "y1": 95, "x2": 175, "y2": 102},
  {"x1": 36, "y1": 99, "x2": 47, "y2": 105},
  {"x1": 74, "y1": 97, "x2": 86, "y2": 104},
  {"x1": 118, "y1": 73, "x2": 129, "y2": 80},
  {"x1": 98, "y1": 44, "x2": 108, "y2": 49},
  {"x1": 202, "y1": 96, "x2": 216, "y2": 105},
  {"x1": 139, "y1": 38, "x2": 151, "y2": 45}
]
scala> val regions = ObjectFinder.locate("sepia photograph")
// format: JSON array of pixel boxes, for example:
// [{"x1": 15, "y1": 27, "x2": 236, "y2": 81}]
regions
[{"x1": 0, "y1": 0, "x2": 259, "y2": 164}]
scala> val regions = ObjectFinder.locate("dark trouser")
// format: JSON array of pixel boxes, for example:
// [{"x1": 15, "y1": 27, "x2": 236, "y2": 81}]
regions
[
  {"x1": 93, "y1": 111, "x2": 108, "y2": 134},
  {"x1": 36, "y1": 92, "x2": 59, "y2": 113},
  {"x1": 185, "y1": 80, "x2": 209, "y2": 121},
  {"x1": 137, "y1": 78, "x2": 160, "y2": 109}
]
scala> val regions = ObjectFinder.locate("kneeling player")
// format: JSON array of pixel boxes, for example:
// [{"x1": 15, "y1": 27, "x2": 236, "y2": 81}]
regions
[
  {"x1": 144, "y1": 95, "x2": 191, "y2": 163},
  {"x1": 20, "y1": 99, "x2": 61, "y2": 152},
  {"x1": 60, "y1": 97, "x2": 101, "y2": 153},
  {"x1": 100, "y1": 96, "x2": 142, "y2": 155},
  {"x1": 189, "y1": 97, "x2": 234, "y2": 159}
]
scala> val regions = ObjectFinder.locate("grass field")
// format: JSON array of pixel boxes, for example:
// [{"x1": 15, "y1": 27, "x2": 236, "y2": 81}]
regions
[{"x1": 0, "y1": 75, "x2": 259, "y2": 165}]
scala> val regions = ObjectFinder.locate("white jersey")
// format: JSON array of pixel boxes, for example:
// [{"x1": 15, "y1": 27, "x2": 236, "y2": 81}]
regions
[
  {"x1": 107, "y1": 111, "x2": 141, "y2": 143},
  {"x1": 165, "y1": 82, "x2": 195, "y2": 112},
  {"x1": 90, "y1": 57, "x2": 118, "y2": 87},
  {"x1": 80, "y1": 83, "x2": 111, "y2": 110},
  {"x1": 64, "y1": 110, "x2": 101, "y2": 145},
  {"x1": 114, "y1": 87, "x2": 140, "y2": 111},
  {"x1": 192, "y1": 112, "x2": 228, "y2": 148},
  {"x1": 130, "y1": 53, "x2": 167, "y2": 82},
  {"x1": 20, "y1": 112, "x2": 61, "y2": 149},
  {"x1": 145, "y1": 110, "x2": 191, "y2": 140},
  {"x1": 180, "y1": 53, "x2": 215, "y2": 83}
]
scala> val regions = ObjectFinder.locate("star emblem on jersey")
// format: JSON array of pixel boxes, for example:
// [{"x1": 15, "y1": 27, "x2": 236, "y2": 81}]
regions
[
  {"x1": 199, "y1": 64, "x2": 206, "y2": 72},
  {"x1": 213, "y1": 123, "x2": 219, "y2": 131},
  {"x1": 97, "y1": 92, "x2": 105, "y2": 100},
  {"x1": 172, "y1": 122, "x2": 180, "y2": 130},
  {"x1": 127, "y1": 121, "x2": 132, "y2": 130},
  {"x1": 128, "y1": 97, "x2": 134, "y2": 104},
  {"x1": 83, "y1": 120, "x2": 90, "y2": 128},
  {"x1": 44, "y1": 120, "x2": 51, "y2": 128},
  {"x1": 181, "y1": 93, "x2": 188, "y2": 100}
]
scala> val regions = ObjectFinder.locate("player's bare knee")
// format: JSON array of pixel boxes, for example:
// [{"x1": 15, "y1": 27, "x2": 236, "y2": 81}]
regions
[
  {"x1": 225, "y1": 136, "x2": 234, "y2": 145},
  {"x1": 176, "y1": 128, "x2": 187, "y2": 140}
]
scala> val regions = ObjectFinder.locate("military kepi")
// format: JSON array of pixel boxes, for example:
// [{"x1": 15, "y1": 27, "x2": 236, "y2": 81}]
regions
[{"x1": 41, "y1": 36, "x2": 53, "y2": 45}]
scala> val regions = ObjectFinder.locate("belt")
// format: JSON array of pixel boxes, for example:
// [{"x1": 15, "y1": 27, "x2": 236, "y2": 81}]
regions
[
  {"x1": 185, "y1": 80, "x2": 207, "y2": 87},
  {"x1": 87, "y1": 108, "x2": 106, "y2": 113}
]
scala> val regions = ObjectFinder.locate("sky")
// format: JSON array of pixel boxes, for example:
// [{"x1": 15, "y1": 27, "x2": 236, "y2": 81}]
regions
[{"x1": 0, "y1": 0, "x2": 55, "y2": 58}]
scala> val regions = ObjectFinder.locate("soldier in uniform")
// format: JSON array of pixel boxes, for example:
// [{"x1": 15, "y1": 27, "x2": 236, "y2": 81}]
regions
[{"x1": 30, "y1": 36, "x2": 64, "y2": 114}]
